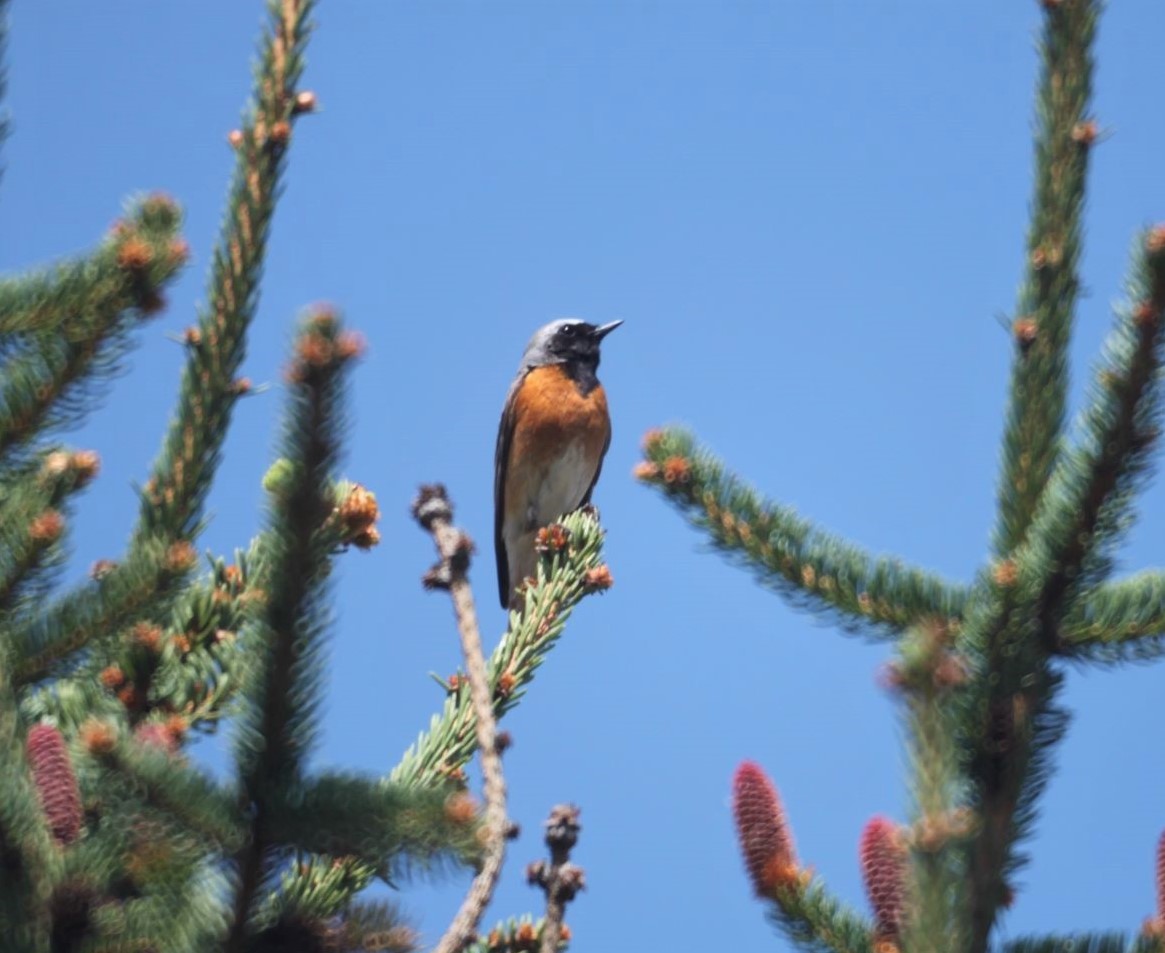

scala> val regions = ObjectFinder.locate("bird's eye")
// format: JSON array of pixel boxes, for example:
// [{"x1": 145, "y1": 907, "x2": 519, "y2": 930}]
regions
[{"x1": 560, "y1": 325, "x2": 575, "y2": 337}]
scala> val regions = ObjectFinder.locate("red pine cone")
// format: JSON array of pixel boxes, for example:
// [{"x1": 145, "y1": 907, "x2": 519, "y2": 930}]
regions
[
  {"x1": 859, "y1": 816, "x2": 907, "y2": 941},
  {"x1": 1156, "y1": 829, "x2": 1165, "y2": 919},
  {"x1": 26, "y1": 725, "x2": 82, "y2": 846},
  {"x1": 732, "y1": 760, "x2": 798, "y2": 896}
]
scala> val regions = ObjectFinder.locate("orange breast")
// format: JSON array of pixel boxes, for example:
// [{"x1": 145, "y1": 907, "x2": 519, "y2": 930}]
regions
[{"x1": 508, "y1": 365, "x2": 610, "y2": 471}]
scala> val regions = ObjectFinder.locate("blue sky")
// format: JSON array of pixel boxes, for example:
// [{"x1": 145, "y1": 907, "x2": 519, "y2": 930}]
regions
[{"x1": 5, "y1": 1, "x2": 1165, "y2": 949}]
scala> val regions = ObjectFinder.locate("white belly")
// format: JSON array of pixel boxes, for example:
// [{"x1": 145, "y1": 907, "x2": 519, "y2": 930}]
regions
[{"x1": 522, "y1": 439, "x2": 597, "y2": 530}]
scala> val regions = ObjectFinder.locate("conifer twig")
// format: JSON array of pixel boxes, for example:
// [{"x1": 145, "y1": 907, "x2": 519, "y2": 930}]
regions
[
  {"x1": 391, "y1": 507, "x2": 608, "y2": 787},
  {"x1": 0, "y1": 200, "x2": 186, "y2": 464},
  {"x1": 412, "y1": 484, "x2": 509, "y2": 953},
  {"x1": 1002, "y1": 935, "x2": 1155, "y2": 953},
  {"x1": 10, "y1": 536, "x2": 197, "y2": 686},
  {"x1": 1061, "y1": 571, "x2": 1165, "y2": 660},
  {"x1": 993, "y1": 0, "x2": 1097, "y2": 555},
  {"x1": 226, "y1": 308, "x2": 356, "y2": 951},
  {"x1": 132, "y1": 0, "x2": 315, "y2": 548},
  {"x1": 637, "y1": 427, "x2": 967, "y2": 634},
  {"x1": 889, "y1": 625, "x2": 968, "y2": 953}
]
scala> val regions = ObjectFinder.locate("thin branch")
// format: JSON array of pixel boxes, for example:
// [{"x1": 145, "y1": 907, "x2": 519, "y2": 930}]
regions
[
  {"x1": 527, "y1": 804, "x2": 585, "y2": 953},
  {"x1": 412, "y1": 485, "x2": 508, "y2": 953}
]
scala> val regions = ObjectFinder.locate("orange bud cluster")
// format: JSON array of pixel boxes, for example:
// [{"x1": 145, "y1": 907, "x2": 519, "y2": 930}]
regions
[
  {"x1": 992, "y1": 559, "x2": 1018, "y2": 588},
  {"x1": 662, "y1": 455, "x2": 691, "y2": 484},
  {"x1": 89, "y1": 558, "x2": 117, "y2": 580},
  {"x1": 71, "y1": 449, "x2": 100, "y2": 479},
  {"x1": 116, "y1": 236, "x2": 154, "y2": 271},
  {"x1": 444, "y1": 792, "x2": 478, "y2": 825},
  {"x1": 632, "y1": 461, "x2": 660, "y2": 481},
  {"x1": 496, "y1": 670, "x2": 517, "y2": 698},
  {"x1": 583, "y1": 565, "x2": 614, "y2": 592},
  {"x1": 338, "y1": 484, "x2": 380, "y2": 540},
  {"x1": 167, "y1": 238, "x2": 191, "y2": 267},
  {"x1": 165, "y1": 541, "x2": 198, "y2": 573},
  {"x1": 130, "y1": 621, "x2": 163, "y2": 653},
  {"x1": 513, "y1": 923, "x2": 538, "y2": 950},
  {"x1": 1013, "y1": 317, "x2": 1038, "y2": 349},
  {"x1": 79, "y1": 719, "x2": 117, "y2": 756},
  {"x1": 268, "y1": 120, "x2": 291, "y2": 146},
  {"x1": 641, "y1": 428, "x2": 665, "y2": 453},
  {"x1": 732, "y1": 761, "x2": 799, "y2": 897},
  {"x1": 534, "y1": 523, "x2": 570, "y2": 554},
  {"x1": 1147, "y1": 225, "x2": 1165, "y2": 255},
  {"x1": 1071, "y1": 120, "x2": 1099, "y2": 146},
  {"x1": 293, "y1": 90, "x2": 318, "y2": 114},
  {"x1": 29, "y1": 510, "x2": 64, "y2": 544}
]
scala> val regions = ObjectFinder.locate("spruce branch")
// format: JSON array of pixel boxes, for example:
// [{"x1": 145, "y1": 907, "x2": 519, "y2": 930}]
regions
[
  {"x1": 467, "y1": 916, "x2": 568, "y2": 953},
  {"x1": 527, "y1": 804, "x2": 585, "y2": 953},
  {"x1": 9, "y1": 536, "x2": 197, "y2": 687},
  {"x1": 89, "y1": 733, "x2": 245, "y2": 854},
  {"x1": 765, "y1": 880, "x2": 876, "y2": 953},
  {"x1": 1021, "y1": 226, "x2": 1165, "y2": 633},
  {"x1": 226, "y1": 307, "x2": 356, "y2": 950},
  {"x1": 277, "y1": 507, "x2": 607, "y2": 919},
  {"x1": 0, "y1": 449, "x2": 99, "y2": 614},
  {"x1": 994, "y1": 0, "x2": 1098, "y2": 554},
  {"x1": 887, "y1": 625, "x2": 969, "y2": 953},
  {"x1": 964, "y1": 187, "x2": 1165, "y2": 953},
  {"x1": 411, "y1": 484, "x2": 510, "y2": 953},
  {"x1": 0, "y1": 198, "x2": 186, "y2": 465},
  {"x1": 1060, "y1": 571, "x2": 1165, "y2": 661},
  {"x1": 391, "y1": 507, "x2": 608, "y2": 788},
  {"x1": 131, "y1": 0, "x2": 316, "y2": 549},
  {"x1": 267, "y1": 773, "x2": 480, "y2": 880},
  {"x1": 1001, "y1": 936, "x2": 1157, "y2": 953},
  {"x1": 637, "y1": 427, "x2": 967, "y2": 634}
]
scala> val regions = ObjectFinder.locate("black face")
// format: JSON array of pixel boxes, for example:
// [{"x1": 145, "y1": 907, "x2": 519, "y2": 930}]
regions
[{"x1": 547, "y1": 321, "x2": 602, "y2": 365}]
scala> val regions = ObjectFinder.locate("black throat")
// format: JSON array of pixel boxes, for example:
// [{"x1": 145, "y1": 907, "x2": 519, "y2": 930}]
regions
[{"x1": 562, "y1": 357, "x2": 600, "y2": 396}]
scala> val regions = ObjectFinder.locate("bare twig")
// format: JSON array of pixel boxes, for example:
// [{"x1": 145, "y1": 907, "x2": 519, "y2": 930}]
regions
[
  {"x1": 412, "y1": 484, "x2": 509, "y2": 953},
  {"x1": 527, "y1": 804, "x2": 585, "y2": 953}
]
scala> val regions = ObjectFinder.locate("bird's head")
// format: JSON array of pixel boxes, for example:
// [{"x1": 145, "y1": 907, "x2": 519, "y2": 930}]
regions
[{"x1": 520, "y1": 318, "x2": 622, "y2": 371}]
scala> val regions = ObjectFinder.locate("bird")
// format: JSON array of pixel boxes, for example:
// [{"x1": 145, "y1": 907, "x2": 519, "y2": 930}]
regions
[{"x1": 494, "y1": 318, "x2": 621, "y2": 609}]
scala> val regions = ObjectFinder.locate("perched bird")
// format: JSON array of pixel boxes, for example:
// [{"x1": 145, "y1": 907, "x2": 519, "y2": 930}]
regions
[{"x1": 494, "y1": 319, "x2": 621, "y2": 609}]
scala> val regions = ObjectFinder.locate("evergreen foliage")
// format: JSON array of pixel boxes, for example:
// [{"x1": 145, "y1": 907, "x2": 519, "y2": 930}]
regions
[
  {"x1": 639, "y1": 1, "x2": 1165, "y2": 950},
  {"x1": 0, "y1": 1, "x2": 610, "y2": 949}
]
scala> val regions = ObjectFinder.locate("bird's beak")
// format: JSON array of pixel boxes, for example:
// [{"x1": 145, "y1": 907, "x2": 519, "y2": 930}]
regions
[{"x1": 592, "y1": 320, "x2": 623, "y2": 341}]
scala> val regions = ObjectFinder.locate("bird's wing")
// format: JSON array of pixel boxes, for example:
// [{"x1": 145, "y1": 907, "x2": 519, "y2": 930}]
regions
[
  {"x1": 494, "y1": 372, "x2": 525, "y2": 608},
  {"x1": 579, "y1": 407, "x2": 612, "y2": 507}
]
